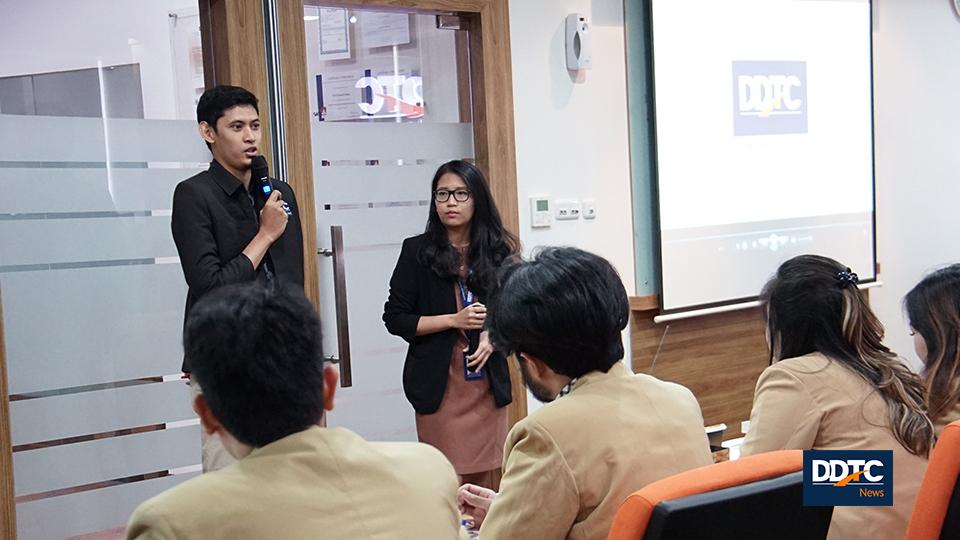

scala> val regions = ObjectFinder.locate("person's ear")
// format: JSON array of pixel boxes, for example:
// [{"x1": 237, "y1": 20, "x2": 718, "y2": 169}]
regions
[
  {"x1": 193, "y1": 392, "x2": 223, "y2": 436},
  {"x1": 323, "y1": 364, "x2": 339, "y2": 411},
  {"x1": 519, "y1": 353, "x2": 548, "y2": 378},
  {"x1": 198, "y1": 121, "x2": 217, "y2": 145}
]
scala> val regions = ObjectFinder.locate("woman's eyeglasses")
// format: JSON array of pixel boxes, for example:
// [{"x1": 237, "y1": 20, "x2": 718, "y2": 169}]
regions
[{"x1": 434, "y1": 189, "x2": 471, "y2": 202}]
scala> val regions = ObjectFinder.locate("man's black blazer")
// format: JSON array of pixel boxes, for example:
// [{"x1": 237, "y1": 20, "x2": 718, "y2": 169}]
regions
[
  {"x1": 383, "y1": 234, "x2": 513, "y2": 415},
  {"x1": 172, "y1": 160, "x2": 304, "y2": 372}
]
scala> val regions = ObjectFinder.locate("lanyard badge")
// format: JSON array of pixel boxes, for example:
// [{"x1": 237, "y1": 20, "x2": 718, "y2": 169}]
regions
[{"x1": 459, "y1": 280, "x2": 484, "y2": 381}]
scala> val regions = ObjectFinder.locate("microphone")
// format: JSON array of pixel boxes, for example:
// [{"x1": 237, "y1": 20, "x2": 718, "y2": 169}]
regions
[{"x1": 250, "y1": 155, "x2": 291, "y2": 216}]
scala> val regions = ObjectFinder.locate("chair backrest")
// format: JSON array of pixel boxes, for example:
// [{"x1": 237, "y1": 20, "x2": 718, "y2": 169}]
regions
[
  {"x1": 906, "y1": 420, "x2": 960, "y2": 540},
  {"x1": 607, "y1": 449, "x2": 833, "y2": 540}
]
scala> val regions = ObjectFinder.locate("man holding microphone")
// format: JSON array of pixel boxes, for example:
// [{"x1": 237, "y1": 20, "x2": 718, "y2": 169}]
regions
[{"x1": 171, "y1": 85, "x2": 305, "y2": 471}]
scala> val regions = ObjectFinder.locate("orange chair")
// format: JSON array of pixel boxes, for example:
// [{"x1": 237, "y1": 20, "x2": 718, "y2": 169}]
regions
[
  {"x1": 607, "y1": 449, "x2": 832, "y2": 540},
  {"x1": 906, "y1": 420, "x2": 960, "y2": 540}
]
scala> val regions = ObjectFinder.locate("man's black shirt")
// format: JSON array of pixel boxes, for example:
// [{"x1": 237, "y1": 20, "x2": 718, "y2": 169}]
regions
[{"x1": 171, "y1": 160, "x2": 305, "y2": 371}]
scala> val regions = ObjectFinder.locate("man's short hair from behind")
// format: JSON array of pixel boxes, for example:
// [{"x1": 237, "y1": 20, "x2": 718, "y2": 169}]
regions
[
  {"x1": 184, "y1": 283, "x2": 325, "y2": 448},
  {"x1": 487, "y1": 246, "x2": 629, "y2": 379}
]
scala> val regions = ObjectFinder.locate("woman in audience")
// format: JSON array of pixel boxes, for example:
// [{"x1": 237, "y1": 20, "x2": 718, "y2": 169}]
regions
[
  {"x1": 383, "y1": 160, "x2": 519, "y2": 490},
  {"x1": 905, "y1": 264, "x2": 960, "y2": 435},
  {"x1": 742, "y1": 254, "x2": 933, "y2": 540}
]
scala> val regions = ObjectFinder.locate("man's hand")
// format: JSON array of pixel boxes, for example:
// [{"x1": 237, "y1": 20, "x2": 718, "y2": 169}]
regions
[
  {"x1": 259, "y1": 190, "x2": 288, "y2": 241},
  {"x1": 457, "y1": 483, "x2": 497, "y2": 528}
]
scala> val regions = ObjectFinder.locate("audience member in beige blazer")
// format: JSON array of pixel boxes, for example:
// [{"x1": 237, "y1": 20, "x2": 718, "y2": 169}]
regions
[
  {"x1": 457, "y1": 247, "x2": 714, "y2": 540},
  {"x1": 742, "y1": 255, "x2": 933, "y2": 540},
  {"x1": 126, "y1": 284, "x2": 467, "y2": 540},
  {"x1": 906, "y1": 264, "x2": 960, "y2": 436}
]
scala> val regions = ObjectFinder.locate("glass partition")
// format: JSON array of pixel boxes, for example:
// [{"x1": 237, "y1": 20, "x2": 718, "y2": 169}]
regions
[{"x1": 0, "y1": 1, "x2": 208, "y2": 537}]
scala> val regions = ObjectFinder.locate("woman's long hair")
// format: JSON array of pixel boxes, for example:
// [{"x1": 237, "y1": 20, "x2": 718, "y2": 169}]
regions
[
  {"x1": 905, "y1": 264, "x2": 960, "y2": 425},
  {"x1": 762, "y1": 254, "x2": 933, "y2": 456},
  {"x1": 420, "y1": 160, "x2": 519, "y2": 298}
]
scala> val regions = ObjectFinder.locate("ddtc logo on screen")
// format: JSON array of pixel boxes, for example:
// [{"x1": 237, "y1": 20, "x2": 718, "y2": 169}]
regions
[
  {"x1": 803, "y1": 450, "x2": 893, "y2": 506},
  {"x1": 732, "y1": 60, "x2": 807, "y2": 136}
]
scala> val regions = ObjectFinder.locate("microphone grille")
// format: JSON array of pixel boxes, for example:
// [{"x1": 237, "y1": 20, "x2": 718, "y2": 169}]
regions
[{"x1": 250, "y1": 155, "x2": 269, "y2": 178}]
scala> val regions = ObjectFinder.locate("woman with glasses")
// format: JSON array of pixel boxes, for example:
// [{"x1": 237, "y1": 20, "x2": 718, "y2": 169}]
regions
[{"x1": 383, "y1": 159, "x2": 519, "y2": 489}]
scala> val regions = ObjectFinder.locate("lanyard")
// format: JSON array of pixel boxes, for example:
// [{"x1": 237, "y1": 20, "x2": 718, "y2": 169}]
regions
[
  {"x1": 457, "y1": 279, "x2": 474, "y2": 307},
  {"x1": 458, "y1": 277, "x2": 484, "y2": 381}
]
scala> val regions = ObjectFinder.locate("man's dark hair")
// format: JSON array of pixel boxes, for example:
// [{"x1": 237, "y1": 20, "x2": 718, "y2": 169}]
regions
[
  {"x1": 184, "y1": 283, "x2": 324, "y2": 448},
  {"x1": 196, "y1": 85, "x2": 259, "y2": 148},
  {"x1": 487, "y1": 246, "x2": 629, "y2": 378}
]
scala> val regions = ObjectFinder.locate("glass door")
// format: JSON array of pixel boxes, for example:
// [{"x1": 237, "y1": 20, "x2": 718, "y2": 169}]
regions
[{"x1": 301, "y1": 4, "x2": 475, "y2": 441}]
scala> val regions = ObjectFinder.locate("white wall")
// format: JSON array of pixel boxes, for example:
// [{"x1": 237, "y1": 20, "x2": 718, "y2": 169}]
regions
[
  {"x1": 508, "y1": 0, "x2": 635, "y2": 410},
  {"x1": 871, "y1": 0, "x2": 960, "y2": 369},
  {"x1": 508, "y1": 0, "x2": 636, "y2": 290}
]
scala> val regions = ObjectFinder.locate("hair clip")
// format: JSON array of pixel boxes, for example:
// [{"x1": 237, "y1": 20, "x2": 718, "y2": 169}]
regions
[{"x1": 837, "y1": 268, "x2": 859, "y2": 288}]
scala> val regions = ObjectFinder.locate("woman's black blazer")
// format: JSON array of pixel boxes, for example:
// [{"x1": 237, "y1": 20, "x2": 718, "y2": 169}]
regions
[{"x1": 383, "y1": 234, "x2": 513, "y2": 415}]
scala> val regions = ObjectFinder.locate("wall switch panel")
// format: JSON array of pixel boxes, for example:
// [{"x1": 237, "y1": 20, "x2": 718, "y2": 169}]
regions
[
  {"x1": 555, "y1": 199, "x2": 581, "y2": 220},
  {"x1": 582, "y1": 199, "x2": 597, "y2": 219}
]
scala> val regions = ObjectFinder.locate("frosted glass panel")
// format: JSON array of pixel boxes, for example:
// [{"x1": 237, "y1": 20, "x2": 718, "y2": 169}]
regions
[
  {"x1": 329, "y1": 247, "x2": 404, "y2": 392},
  {"x1": 16, "y1": 473, "x2": 199, "y2": 540},
  {"x1": 0, "y1": 216, "x2": 175, "y2": 266},
  {"x1": 2, "y1": 264, "x2": 186, "y2": 394},
  {"x1": 0, "y1": 115, "x2": 209, "y2": 162},
  {"x1": 321, "y1": 207, "x2": 426, "y2": 247},
  {"x1": 0, "y1": 167, "x2": 200, "y2": 214},
  {"x1": 106, "y1": 118, "x2": 210, "y2": 162},
  {"x1": 14, "y1": 424, "x2": 199, "y2": 496},
  {"x1": 0, "y1": 115, "x2": 106, "y2": 162},
  {"x1": 311, "y1": 122, "x2": 474, "y2": 160},
  {"x1": 332, "y1": 384, "x2": 417, "y2": 441},
  {"x1": 1, "y1": 1, "x2": 207, "y2": 537},
  {"x1": 313, "y1": 163, "x2": 436, "y2": 203},
  {"x1": 313, "y1": 165, "x2": 434, "y2": 248},
  {"x1": 10, "y1": 381, "x2": 193, "y2": 446}
]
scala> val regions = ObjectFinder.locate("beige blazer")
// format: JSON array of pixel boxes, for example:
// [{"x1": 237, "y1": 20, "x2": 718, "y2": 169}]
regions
[
  {"x1": 742, "y1": 352, "x2": 928, "y2": 540},
  {"x1": 126, "y1": 426, "x2": 468, "y2": 540},
  {"x1": 479, "y1": 361, "x2": 714, "y2": 540},
  {"x1": 933, "y1": 400, "x2": 960, "y2": 437}
]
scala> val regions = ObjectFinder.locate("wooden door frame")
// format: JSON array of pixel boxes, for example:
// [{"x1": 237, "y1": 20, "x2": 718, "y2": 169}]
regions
[
  {"x1": 201, "y1": 0, "x2": 526, "y2": 424},
  {"x1": 198, "y1": 0, "x2": 320, "y2": 302},
  {"x1": 1, "y1": 288, "x2": 16, "y2": 539}
]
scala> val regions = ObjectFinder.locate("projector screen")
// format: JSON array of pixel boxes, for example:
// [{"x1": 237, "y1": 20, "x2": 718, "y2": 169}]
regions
[{"x1": 650, "y1": 0, "x2": 877, "y2": 313}]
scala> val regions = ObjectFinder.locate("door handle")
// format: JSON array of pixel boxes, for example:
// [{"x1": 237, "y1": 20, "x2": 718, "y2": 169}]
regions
[{"x1": 318, "y1": 225, "x2": 352, "y2": 387}]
